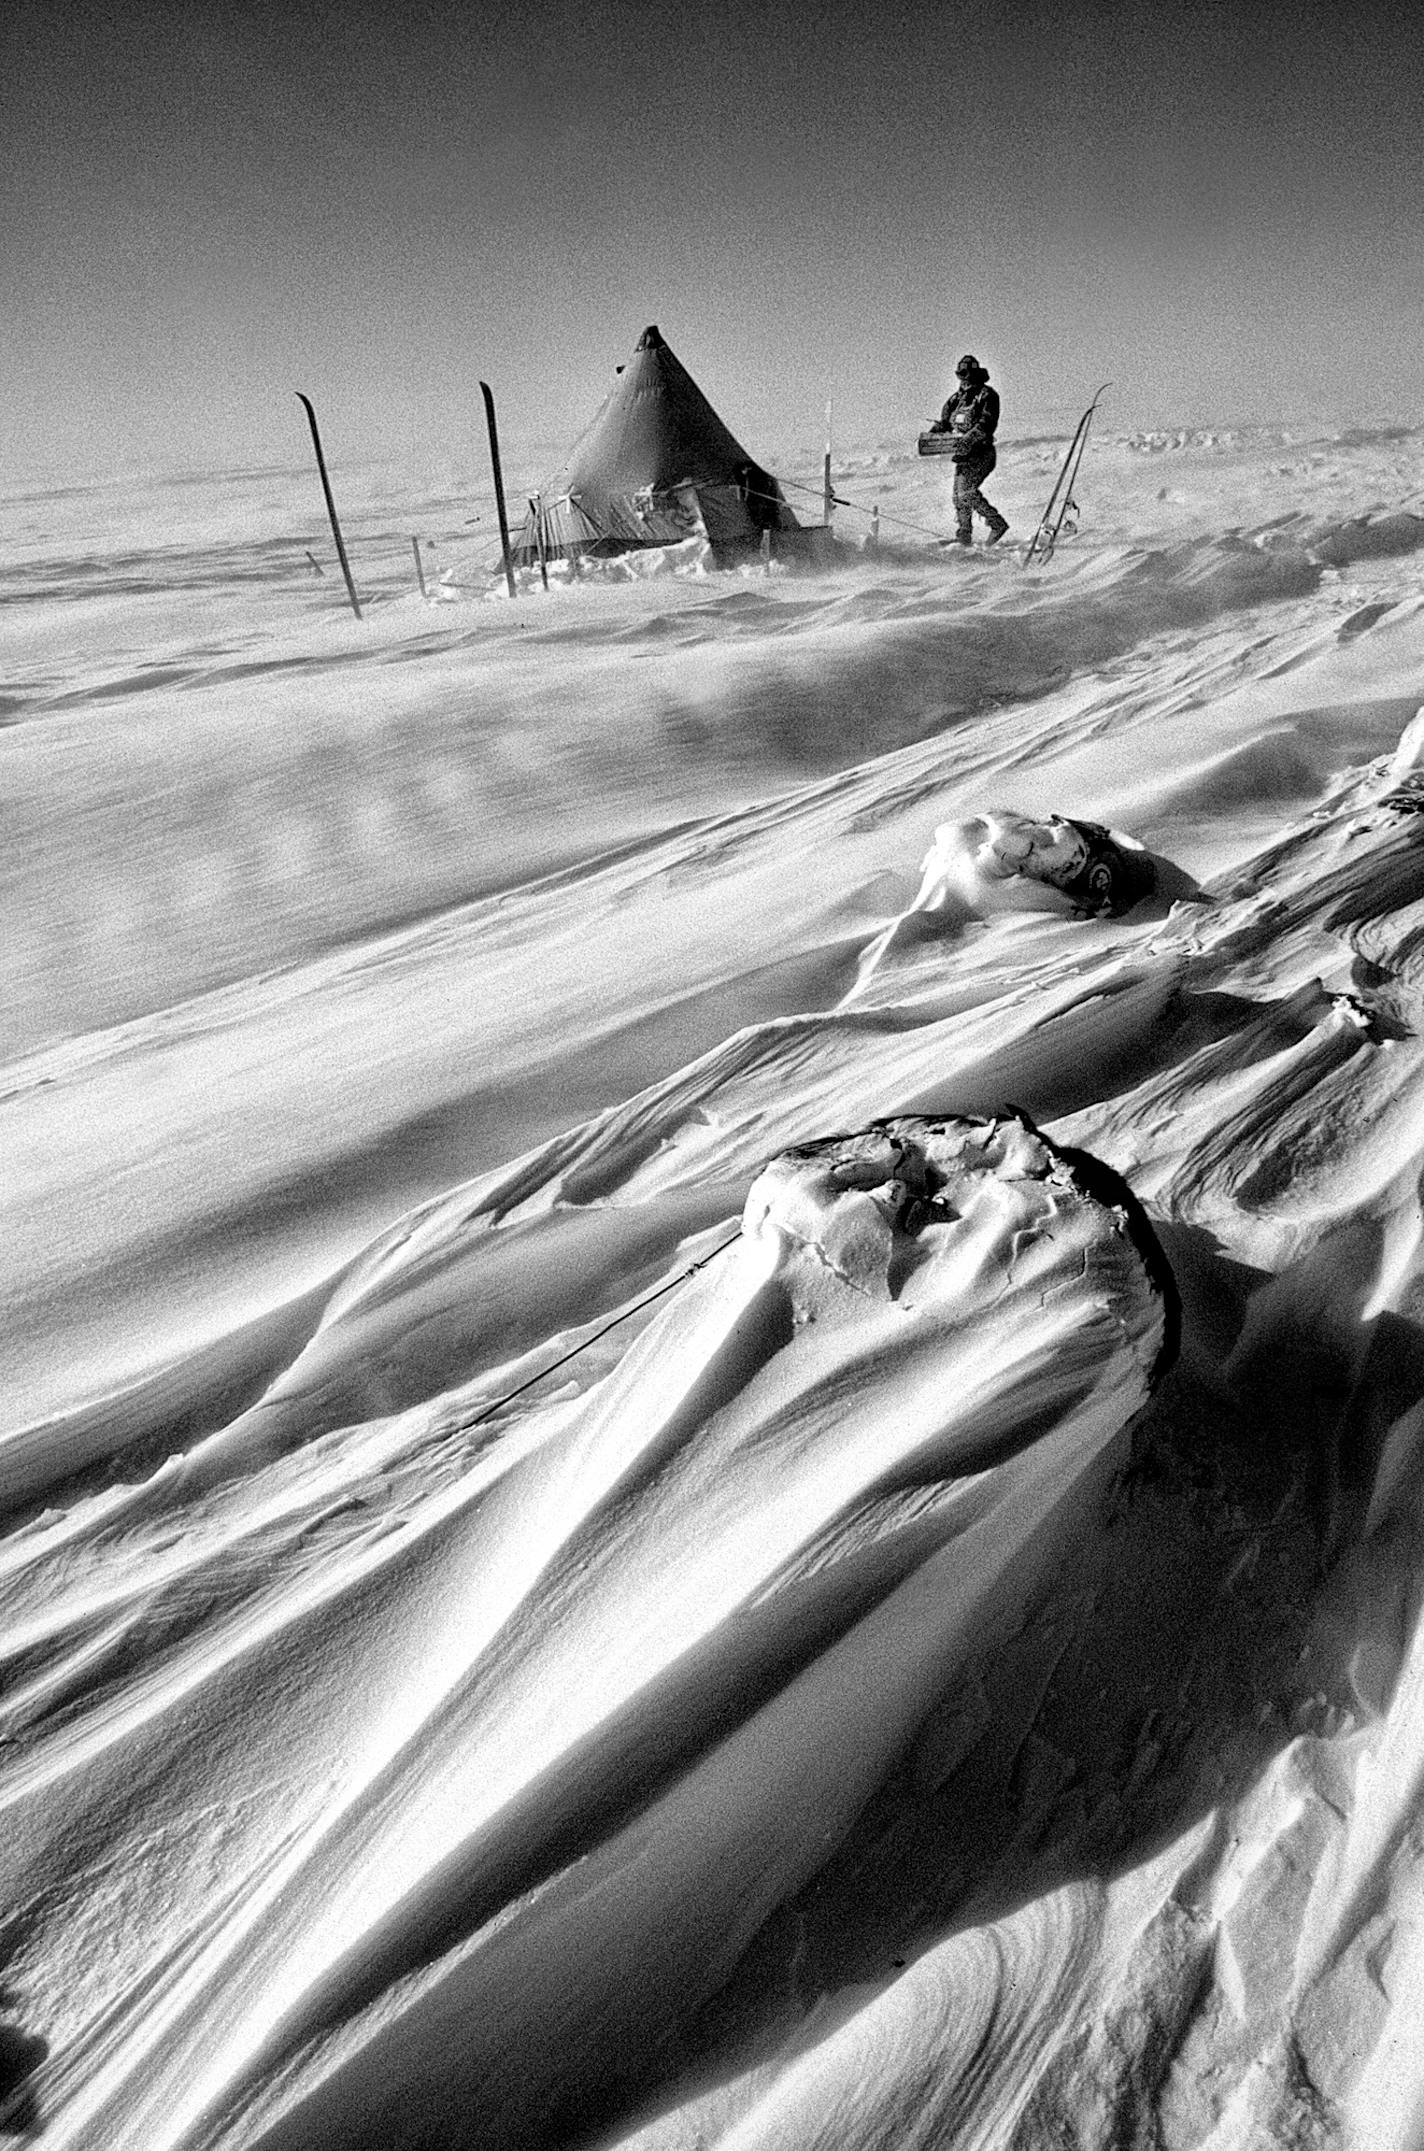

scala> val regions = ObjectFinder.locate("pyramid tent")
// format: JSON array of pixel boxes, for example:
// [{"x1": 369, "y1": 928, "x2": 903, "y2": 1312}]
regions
[{"x1": 516, "y1": 326, "x2": 800, "y2": 567}]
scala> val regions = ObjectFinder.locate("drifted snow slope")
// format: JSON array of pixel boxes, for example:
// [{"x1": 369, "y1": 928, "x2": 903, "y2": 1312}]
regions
[{"x1": 4, "y1": 424, "x2": 1424, "y2": 2147}]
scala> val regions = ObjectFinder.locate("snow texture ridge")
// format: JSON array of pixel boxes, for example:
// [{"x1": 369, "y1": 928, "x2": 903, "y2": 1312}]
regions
[{"x1": 6, "y1": 424, "x2": 1424, "y2": 2148}]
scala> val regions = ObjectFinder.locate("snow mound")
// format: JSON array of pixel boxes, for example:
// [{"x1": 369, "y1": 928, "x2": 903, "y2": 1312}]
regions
[{"x1": 149, "y1": 1117, "x2": 1173, "y2": 2150}]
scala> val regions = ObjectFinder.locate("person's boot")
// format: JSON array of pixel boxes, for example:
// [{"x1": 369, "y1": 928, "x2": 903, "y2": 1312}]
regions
[
  {"x1": 986, "y1": 513, "x2": 1010, "y2": 545},
  {"x1": 954, "y1": 523, "x2": 973, "y2": 547}
]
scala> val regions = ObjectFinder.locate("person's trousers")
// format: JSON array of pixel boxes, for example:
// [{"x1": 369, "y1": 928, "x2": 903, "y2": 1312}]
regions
[{"x1": 953, "y1": 449, "x2": 1007, "y2": 541}]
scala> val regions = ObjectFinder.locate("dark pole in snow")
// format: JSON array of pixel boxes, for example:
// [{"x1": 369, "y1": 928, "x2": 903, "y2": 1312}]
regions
[
  {"x1": 411, "y1": 536, "x2": 428, "y2": 597},
  {"x1": 481, "y1": 381, "x2": 517, "y2": 599},
  {"x1": 529, "y1": 497, "x2": 549, "y2": 591},
  {"x1": 823, "y1": 398, "x2": 833, "y2": 527},
  {"x1": 295, "y1": 393, "x2": 362, "y2": 619}
]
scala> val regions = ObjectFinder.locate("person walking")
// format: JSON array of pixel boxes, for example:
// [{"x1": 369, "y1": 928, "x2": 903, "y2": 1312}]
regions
[{"x1": 932, "y1": 354, "x2": 1009, "y2": 546}]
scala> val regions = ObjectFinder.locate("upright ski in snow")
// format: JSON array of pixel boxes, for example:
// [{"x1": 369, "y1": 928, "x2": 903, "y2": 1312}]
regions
[
  {"x1": 481, "y1": 381, "x2": 518, "y2": 600},
  {"x1": 1024, "y1": 383, "x2": 1111, "y2": 565},
  {"x1": 295, "y1": 393, "x2": 362, "y2": 619}
]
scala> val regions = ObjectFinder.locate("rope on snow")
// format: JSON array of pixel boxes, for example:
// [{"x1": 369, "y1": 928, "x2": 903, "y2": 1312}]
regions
[{"x1": 462, "y1": 1226, "x2": 746, "y2": 1431}]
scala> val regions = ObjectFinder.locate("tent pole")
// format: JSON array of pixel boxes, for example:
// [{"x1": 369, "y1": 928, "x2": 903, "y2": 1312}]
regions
[
  {"x1": 411, "y1": 536, "x2": 428, "y2": 598},
  {"x1": 295, "y1": 392, "x2": 362, "y2": 619},
  {"x1": 480, "y1": 380, "x2": 518, "y2": 599},
  {"x1": 822, "y1": 397, "x2": 833, "y2": 528},
  {"x1": 530, "y1": 496, "x2": 549, "y2": 591}
]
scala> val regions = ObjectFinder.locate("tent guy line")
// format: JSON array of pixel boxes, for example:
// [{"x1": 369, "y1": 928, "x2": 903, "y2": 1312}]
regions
[{"x1": 772, "y1": 472, "x2": 949, "y2": 545}]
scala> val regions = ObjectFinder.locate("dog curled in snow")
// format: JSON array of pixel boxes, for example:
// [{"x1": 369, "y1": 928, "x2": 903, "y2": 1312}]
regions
[{"x1": 916, "y1": 810, "x2": 1157, "y2": 921}]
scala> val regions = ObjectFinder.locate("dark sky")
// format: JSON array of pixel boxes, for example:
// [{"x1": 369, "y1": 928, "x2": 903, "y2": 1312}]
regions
[{"x1": 4, "y1": 0, "x2": 1422, "y2": 481}]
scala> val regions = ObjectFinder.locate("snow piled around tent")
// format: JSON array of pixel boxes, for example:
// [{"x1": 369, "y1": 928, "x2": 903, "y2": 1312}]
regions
[
  {"x1": 5, "y1": 420, "x2": 1424, "y2": 2148},
  {"x1": 453, "y1": 533, "x2": 718, "y2": 598}
]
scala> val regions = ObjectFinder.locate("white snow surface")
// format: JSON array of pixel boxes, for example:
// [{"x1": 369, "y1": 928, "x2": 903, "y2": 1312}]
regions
[{"x1": 6, "y1": 421, "x2": 1424, "y2": 2147}]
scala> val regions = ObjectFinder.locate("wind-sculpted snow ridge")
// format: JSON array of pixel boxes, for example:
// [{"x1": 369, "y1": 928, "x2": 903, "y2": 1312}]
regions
[
  {"x1": 10, "y1": 435, "x2": 1424, "y2": 2148},
  {"x1": 0, "y1": 515, "x2": 1332, "y2": 1056},
  {"x1": 0, "y1": 1117, "x2": 1171, "y2": 2151},
  {"x1": 1063, "y1": 764, "x2": 1424, "y2": 1266},
  {"x1": 0, "y1": 928, "x2": 1183, "y2": 1512}
]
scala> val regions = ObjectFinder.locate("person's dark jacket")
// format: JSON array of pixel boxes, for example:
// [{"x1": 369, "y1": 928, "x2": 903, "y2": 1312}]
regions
[{"x1": 936, "y1": 379, "x2": 1000, "y2": 462}]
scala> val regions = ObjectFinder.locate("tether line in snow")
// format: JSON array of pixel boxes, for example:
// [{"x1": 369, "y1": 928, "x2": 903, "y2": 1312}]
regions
[{"x1": 465, "y1": 1226, "x2": 745, "y2": 1430}]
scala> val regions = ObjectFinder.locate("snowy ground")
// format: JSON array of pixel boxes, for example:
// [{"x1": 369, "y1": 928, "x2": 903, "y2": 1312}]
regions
[{"x1": 4, "y1": 417, "x2": 1424, "y2": 2147}]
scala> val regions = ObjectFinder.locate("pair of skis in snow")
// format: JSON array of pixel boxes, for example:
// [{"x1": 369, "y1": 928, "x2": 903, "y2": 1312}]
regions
[{"x1": 1024, "y1": 381, "x2": 1111, "y2": 563}]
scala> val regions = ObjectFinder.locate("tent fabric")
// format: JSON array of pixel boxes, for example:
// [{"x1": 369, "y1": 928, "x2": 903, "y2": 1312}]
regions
[{"x1": 515, "y1": 326, "x2": 799, "y2": 566}]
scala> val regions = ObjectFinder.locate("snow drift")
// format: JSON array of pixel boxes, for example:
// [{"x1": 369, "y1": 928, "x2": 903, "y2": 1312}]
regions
[{"x1": 6, "y1": 421, "x2": 1424, "y2": 2148}]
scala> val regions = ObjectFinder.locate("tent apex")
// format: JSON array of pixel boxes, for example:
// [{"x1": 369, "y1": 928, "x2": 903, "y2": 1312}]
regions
[{"x1": 636, "y1": 324, "x2": 664, "y2": 350}]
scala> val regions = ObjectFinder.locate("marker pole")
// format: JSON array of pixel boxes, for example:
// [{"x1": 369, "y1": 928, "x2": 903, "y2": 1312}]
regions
[{"x1": 822, "y1": 397, "x2": 833, "y2": 527}]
